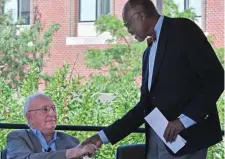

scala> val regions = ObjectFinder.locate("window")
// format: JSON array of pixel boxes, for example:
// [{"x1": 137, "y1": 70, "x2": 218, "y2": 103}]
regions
[
  {"x1": 174, "y1": 0, "x2": 202, "y2": 17},
  {"x1": 185, "y1": 0, "x2": 202, "y2": 17},
  {"x1": 185, "y1": 0, "x2": 202, "y2": 27},
  {"x1": 3, "y1": 0, "x2": 30, "y2": 24},
  {"x1": 18, "y1": 0, "x2": 30, "y2": 24},
  {"x1": 3, "y1": 0, "x2": 18, "y2": 23},
  {"x1": 174, "y1": 0, "x2": 202, "y2": 27},
  {"x1": 79, "y1": 0, "x2": 111, "y2": 22}
]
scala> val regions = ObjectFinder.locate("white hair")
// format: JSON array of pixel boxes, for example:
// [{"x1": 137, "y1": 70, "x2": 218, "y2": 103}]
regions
[{"x1": 24, "y1": 93, "x2": 51, "y2": 118}]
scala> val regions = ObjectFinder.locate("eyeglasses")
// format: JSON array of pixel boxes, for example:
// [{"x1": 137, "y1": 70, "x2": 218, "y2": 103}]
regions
[
  {"x1": 28, "y1": 105, "x2": 56, "y2": 114},
  {"x1": 124, "y1": 12, "x2": 142, "y2": 27}
]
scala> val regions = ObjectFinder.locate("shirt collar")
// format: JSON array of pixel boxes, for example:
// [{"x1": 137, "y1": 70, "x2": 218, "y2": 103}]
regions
[
  {"x1": 30, "y1": 127, "x2": 57, "y2": 142},
  {"x1": 153, "y1": 15, "x2": 164, "y2": 40}
]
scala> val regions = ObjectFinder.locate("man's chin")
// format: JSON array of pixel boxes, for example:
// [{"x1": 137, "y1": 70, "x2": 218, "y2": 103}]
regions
[
  {"x1": 137, "y1": 39, "x2": 145, "y2": 42},
  {"x1": 135, "y1": 36, "x2": 145, "y2": 42},
  {"x1": 46, "y1": 126, "x2": 56, "y2": 132}
]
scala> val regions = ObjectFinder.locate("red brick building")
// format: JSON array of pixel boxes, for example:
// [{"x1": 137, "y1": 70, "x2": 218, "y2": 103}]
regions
[
  {"x1": 3, "y1": 0, "x2": 224, "y2": 78},
  {"x1": 204, "y1": 0, "x2": 224, "y2": 48}
]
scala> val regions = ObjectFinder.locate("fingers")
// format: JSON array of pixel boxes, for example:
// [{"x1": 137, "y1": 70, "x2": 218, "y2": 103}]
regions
[
  {"x1": 90, "y1": 144, "x2": 98, "y2": 151},
  {"x1": 80, "y1": 136, "x2": 94, "y2": 147},
  {"x1": 172, "y1": 127, "x2": 179, "y2": 142},
  {"x1": 163, "y1": 119, "x2": 186, "y2": 143},
  {"x1": 83, "y1": 144, "x2": 98, "y2": 158},
  {"x1": 80, "y1": 139, "x2": 88, "y2": 146},
  {"x1": 85, "y1": 144, "x2": 98, "y2": 152},
  {"x1": 80, "y1": 134, "x2": 103, "y2": 158},
  {"x1": 164, "y1": 123, "x2": 171, "y2": 142},
  {"x1": 164, "y1": 122, "x2": 178, "y2": 143},
  {"x1": 83, "y1": 134, "x2": 103, "y2": 148}
]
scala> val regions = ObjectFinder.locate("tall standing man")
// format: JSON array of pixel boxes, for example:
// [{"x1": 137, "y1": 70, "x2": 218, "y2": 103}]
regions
[{"x1": 82, "y1": 0, "x2": 224, "y2": 158}]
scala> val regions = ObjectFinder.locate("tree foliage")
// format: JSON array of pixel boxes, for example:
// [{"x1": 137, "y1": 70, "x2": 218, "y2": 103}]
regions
[
  {"x1": 0, "y1": 0, "x2": 60, "y2": 87},
  {"x1": 95, "y1": 15, "x2": 131, "y2": 45},
  {"x1": 163, "y1": 0, "x2": 197, "y2": 20}
]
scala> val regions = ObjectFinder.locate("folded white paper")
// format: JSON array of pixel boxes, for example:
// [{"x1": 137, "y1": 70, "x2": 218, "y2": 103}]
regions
[{"x1": 144, "y1": 108, "x2": 187, "y2": 153}]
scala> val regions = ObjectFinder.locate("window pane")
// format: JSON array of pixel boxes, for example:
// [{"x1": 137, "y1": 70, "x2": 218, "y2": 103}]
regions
[
  {"x1": 80, "y1": 0, "x2": 96, "y2": 21},
  {"x1": 4, "y1": 0, "x2": 18, "y2": 23},
  {"x1": 19, "y1": 0, "x2": 30, "y2": 24},
  {"x1": 189, "y1": 0, "x2": 202, "y2": 16},
  {"x1": 174, "y1": 0, "x2": 185, "y2": 12},
  {"x1": 97, "y1": 0, "x2": 110, "y2": 18}
]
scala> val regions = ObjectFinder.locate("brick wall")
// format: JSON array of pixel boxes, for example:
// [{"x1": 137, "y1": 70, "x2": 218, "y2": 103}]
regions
[
  {"x1": 34, "y1": 0, "x2": 129, "y2": 79},
  {"x1": 205, "y1": 0, "x2": 224, "y2": 48},
  {"x1": 114, "y1": 0, "x2": 128, "y2": 18},
  {"x1": 34, "y1": 0, "x2": 113, "y2": 79}
]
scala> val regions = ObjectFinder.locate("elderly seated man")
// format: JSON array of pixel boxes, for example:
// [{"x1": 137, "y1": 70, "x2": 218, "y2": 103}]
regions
[{"x1": 6, "y1": 93, "x2": 96, "y2": 159}]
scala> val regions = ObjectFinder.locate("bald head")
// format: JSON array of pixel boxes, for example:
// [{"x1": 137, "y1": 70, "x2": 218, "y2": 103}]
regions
[
  {"x1": 122, "y1": 0, "x2": 159, "y2": 42},
  {"x1": 123, "y1": 0, "x2": 158, "y2": 20}
]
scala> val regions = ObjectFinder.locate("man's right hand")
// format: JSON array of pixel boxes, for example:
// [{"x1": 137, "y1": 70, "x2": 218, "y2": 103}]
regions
[
  {"x1": 81, "y1": 134, "x2": 103, "y2": 149},
  {"x1": 65, "y1": 144, "x2": 97, "y2": 159}
]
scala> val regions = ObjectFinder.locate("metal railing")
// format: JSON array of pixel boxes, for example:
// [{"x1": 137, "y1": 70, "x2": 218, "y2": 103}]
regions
[
  {"x1": 0, "y1": 123, "x2": 224, "y2": 136},
  {"x1": 0, "y1": 123, "x2": 145, "y2": 133}
]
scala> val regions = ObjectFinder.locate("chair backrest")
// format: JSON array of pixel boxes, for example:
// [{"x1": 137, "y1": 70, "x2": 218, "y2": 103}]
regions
[
  {"x1": 1, "y1": 148, "x2": 7, "y2": 159},
  {"x1": 116, "y1": 144, "x2": 145, "y2": 159}
]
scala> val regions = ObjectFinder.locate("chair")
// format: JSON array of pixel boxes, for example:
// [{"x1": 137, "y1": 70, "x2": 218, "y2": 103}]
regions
[
  {"x1": 1, "y1": 148, "x2": 7, "y2": 159},
  {"x1": 116, "y1": 144, "x2": 145, "y2": 159}
]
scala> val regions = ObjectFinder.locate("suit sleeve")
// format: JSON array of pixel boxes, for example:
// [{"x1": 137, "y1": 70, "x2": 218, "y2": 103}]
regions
[
  {"x1": 102, "y1": 49, "x2": 149, "y2": 145},
  {"x1": 182, "y1": 19, "x2": 224, "y2": 123},
  {"x1": 6, "y1": 131, "x2": 67, "y2": 159}
]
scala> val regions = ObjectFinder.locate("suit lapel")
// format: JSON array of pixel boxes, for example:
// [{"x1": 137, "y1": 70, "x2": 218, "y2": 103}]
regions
[
  {"x1": 28, "y1": 130, "x2": 42, "y2": 152},
  {"x1": 29, "y1": 130, "x2": 66, "y2": 151},
  {"x1": 150, "y1": 17, "x2": 169, "y2": 90},
  {"x1": 55, "y1": 133, "x2": 67, "y2": 150}
]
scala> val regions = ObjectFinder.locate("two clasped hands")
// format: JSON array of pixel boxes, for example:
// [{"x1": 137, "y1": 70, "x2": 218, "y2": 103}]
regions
[
  {"x1": 67, "y1": 134, "x2": 102, "y2": 158},
  {"x1": 73, "y1": 118, "x2": 184, "y2": 158}
]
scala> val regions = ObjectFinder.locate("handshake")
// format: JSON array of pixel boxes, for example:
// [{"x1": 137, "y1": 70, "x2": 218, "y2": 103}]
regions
[{"x1": 66, "y1": 134, "x2": 103, "y2": 159}]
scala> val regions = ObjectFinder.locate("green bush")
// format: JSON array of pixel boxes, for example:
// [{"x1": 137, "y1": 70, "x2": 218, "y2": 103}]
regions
[
  {"x1": 94, "y1": 15, "x2": 130, "y2": 44},
  {"x1": 214, "y1": 48, "x2": 224, "y2": 65}
]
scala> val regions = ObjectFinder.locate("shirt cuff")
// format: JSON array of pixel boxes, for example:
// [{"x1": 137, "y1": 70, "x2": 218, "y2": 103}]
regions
[
  {"x1": 178, "y1": 114, "x2": 197, "y2": 128},
  {"x1": 97, "y1": 130, "x2": 110, "y2": 144}
]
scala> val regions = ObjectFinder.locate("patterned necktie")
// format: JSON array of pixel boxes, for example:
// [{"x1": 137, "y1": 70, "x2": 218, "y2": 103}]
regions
[{"x1": 147, "y1": 30, "x2": 156, "y2": 47}]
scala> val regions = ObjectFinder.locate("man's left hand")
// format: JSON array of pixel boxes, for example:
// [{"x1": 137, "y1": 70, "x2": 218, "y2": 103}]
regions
[{"x1": 163, "y1": 119, "x2": 185, "y2": 143}]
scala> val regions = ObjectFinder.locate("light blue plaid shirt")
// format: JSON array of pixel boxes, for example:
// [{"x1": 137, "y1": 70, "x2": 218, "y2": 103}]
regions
[{"x1": 30, "y1": 127, "x2": 57, "y2": 152}]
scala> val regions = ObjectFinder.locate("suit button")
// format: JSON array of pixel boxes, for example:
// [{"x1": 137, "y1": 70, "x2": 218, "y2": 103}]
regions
[
  {"x1": 152, "y1": 97, "x2": 156, "y2": 99},
  {"x1": 205, "y1": 114, "x2": 209, "y2": 119}
]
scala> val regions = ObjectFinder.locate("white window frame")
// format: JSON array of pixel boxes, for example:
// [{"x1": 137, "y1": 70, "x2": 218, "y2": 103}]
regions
[
  {"x1": 18, "y1": 0, "x2": 30, "y2": 25},
  {"x1": 79, "y1": 0, "x2": 111, "y2": 22}
]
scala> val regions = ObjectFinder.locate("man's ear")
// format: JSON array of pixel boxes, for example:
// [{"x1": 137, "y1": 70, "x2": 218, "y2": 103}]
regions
[
  {"x1": 140, "y1": 12, "x2": 147, "y2": 21},
  {"x1": 26, "y1": 113, "x2": 31, "y2": 122}
]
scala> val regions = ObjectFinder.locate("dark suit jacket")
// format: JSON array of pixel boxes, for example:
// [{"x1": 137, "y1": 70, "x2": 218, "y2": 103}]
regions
[
  {"x1": 103, "y1": 16, "x2": 224, "y2": 157},
  {"x1": 6, "y1": 129, "x2": 81, "y2": 159}
]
